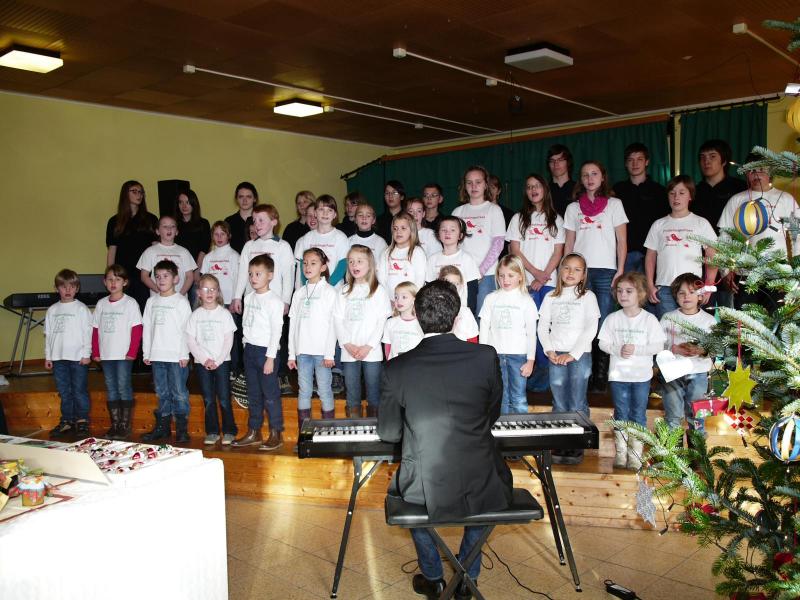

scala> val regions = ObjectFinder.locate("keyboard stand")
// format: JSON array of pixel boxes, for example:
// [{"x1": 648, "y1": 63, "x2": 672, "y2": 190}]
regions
[
  {"x1": 0, "y1": 305, "x2": 47, "y2": 376},
  {"x1": 519, "y1": 450, "x2": 581, "y2": 591},
  {"x1": 329, "y1": 455, "x2": 391, "y2": 599}
]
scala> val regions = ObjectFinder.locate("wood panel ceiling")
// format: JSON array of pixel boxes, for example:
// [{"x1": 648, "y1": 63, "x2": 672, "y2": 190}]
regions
[{"x1": 0, "y1": 0, "x2": 797, "y2": 147}]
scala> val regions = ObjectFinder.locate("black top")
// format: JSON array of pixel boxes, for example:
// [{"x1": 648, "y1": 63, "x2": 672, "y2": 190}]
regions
[
  {"x1": 376, "y1": 210, "x2": 398, "y2": 244},
  {"x1": 422, "y1": 214, "x2": 443, "y2": 231},
  {"x1": 336, "y1": 217, "x2": 357, "y2": 237},
  {"x1": 224, "y1": 211, "x2": 250, "y2": 254},
  {"x1": 282, "y1": 220, "x2": 310, "y2": 251},
  {"x1": 693, "y1": 176, "x2": 748, "y2": 233},
  {"x1": 549, "y1": 179, "x2": 576, "y2": 217},
  {"x1": 175, "y1": 218, "x2": 211, "y2": 262},
  {"x1": 105, "y1": 213, "x2": 158, "y2": 275},
  {"x1": 612, "y1": 178, "x2": 669, "y2": 253}
]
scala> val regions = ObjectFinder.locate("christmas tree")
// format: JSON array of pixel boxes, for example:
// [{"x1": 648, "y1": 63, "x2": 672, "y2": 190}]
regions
[{"x1": 612, "y1": 17, "x2": 800, "y2": 599}]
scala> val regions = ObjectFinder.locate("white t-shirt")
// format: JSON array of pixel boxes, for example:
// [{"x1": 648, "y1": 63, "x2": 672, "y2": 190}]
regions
[
  {"x1": 136, "y1": 242, "x2": 198, "y2": 297},
  {"x1": 417, "y1": 227, "x2": 443, "y2": 258},
  {"x1": 185, "y1": 305, "x2": 237, "y2": 365},
  {"x1": 479, "y1": 288, "x2": 538, "y2": 358},
  {"x1": 563, "y1": 198, "x2": 629, "y2": 270},
  {"x1": 142, "y1": 293, "x2": 192, "y2": 362},
  {"x1": 294, "y1": 228, "x2": 350, "y2": 287},
  {"x1": 348, "y1": 232, "x2": 388, "y2": 260},
  {"x1": 333, "y1": 282, "x2": 392, "y2": 362},
  {"x1": 382, "y1": 316, "x2": 424, "y2": 359},
  {"x1": 598, "y1": 309, "x2": 666, "y2": 383},
  {"x1": 425, "y1": 249, "x2": 481, "y2": 284},
  {"x1": 537, "y1": 287, "x2": 600, "y2": 359},
  {"x1": 234, "y1": 237, "x2": 295, "y2": 305},
  {"x1": 376, "y1": 246, "x2": 427, "y2": 298},
  {"x1": 452, "y1": 201, "x2": 506, "y2": 275},
  {"x1": 288, "y1": 279, "x2": 338, "y2": 360},
  {"x1": 718, "y1": 187, "x2": 800, "y2": 254},
  {"x1": 505, "y1": 212, "x2": 566, "y2": 286},
  {"x1": 660, "y1": 309, "x2": 716, "y2": 374},
  {"x1": 201, "y1": 244, "x2": 240, "y2": 305},
  {"x1": 454, "y1": 305, "x2": 479, "y2": 341},
  {"x1": 92, "y1": 295, "x2": 142, "y2": 361},
  {"x1": 45, "y1": 300, "x2": 92, "y2": 361},
  {"x1": 242, "y1": 289, "x2": 284, "y2": 356},
  {"x1": 644, "y1": 213, "x2": 717, "y2": 285}
]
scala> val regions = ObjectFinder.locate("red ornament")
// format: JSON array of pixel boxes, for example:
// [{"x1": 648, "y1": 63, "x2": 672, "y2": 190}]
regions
[
  {"x1": 684, "y1": 503, "x2": 718, "y2": 523},
  {"x1": 773, "y1": 552, "x2": 793, "y2": 581},
  {"x1": 726, "y1": 407, "x2": 756, "y2": 432}
]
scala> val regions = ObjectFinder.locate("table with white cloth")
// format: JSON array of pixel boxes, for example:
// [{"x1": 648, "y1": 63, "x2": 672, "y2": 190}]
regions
[{"x1": 0, "y1": 450, "x2": 227, "y2": 600}]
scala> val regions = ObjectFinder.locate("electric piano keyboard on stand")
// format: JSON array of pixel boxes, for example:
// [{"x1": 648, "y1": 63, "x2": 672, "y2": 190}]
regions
[{"x1": 298, "y1": 412, "x2": 599, "y2": 598}]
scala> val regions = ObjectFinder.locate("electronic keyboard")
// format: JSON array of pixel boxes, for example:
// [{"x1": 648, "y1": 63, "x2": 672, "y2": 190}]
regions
[{"x1": 4, "y1": 291, "x2": 107, "y2": 309}]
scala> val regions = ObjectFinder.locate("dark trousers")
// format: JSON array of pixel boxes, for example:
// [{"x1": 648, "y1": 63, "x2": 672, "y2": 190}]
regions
[{"x1": 243, "y1": 343, "x2": 283, "y2": 432}]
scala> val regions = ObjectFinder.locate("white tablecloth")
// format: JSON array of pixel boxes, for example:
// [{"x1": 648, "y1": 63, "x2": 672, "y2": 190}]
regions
[{"x1": 0, "y1": 455, "x2": 228, "y2": 600}]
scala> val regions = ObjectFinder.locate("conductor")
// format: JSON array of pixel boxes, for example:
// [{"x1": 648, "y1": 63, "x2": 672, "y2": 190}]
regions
[{"x1": 378, "y1": 280, "x2": 513, "y2": 599}]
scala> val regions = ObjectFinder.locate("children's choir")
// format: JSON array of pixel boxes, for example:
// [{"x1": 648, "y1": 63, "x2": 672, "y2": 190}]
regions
[{"x1": 42, "y1": 140, "x2": 800, "y2": 471}]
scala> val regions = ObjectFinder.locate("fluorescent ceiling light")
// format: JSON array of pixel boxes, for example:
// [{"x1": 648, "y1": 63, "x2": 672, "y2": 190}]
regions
[
  {"x1": 0, "y1": 45, "x2": 62, "y2": 73},
  {"x1": 786, "y1": 82, "x2": 800, "y2": 95},
  {"x1": 273, "y1": 99, "x2": 323, "y2": 117}
]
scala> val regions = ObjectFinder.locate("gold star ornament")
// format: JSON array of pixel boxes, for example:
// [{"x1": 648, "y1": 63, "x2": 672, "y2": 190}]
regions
[{"x1": 722, "y1": 359, "x2": 757, "y2": 411}]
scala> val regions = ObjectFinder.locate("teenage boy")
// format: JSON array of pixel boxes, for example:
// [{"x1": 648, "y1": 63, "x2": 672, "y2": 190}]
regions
[
  {"x1": 376, "y1": 180, "x2": 406, "y2": 243},
  {"x1": 137, "y1": 215, "x2": 197, "y2": 297},
  {"x1": 613, "y1": 143, "x2": 668, "y2": 275},
  {"x1": 282, "y1": 190, "x2": 315, "y2": 251},
  {"x1": 336, "y1": 191, "x2": 362, "y2": 237},
  {"x1": 693, "y1": 139, "x2": 747, "y2": 231},
  {"x1": 547, "y1": 144, "x2": 576, "y2": 217},
  {"x1": 421, "y1": 183, "x2": 445, "y2": 230},
  {"x1": 232, "y1": 254, "x2": 285, "y2": 451},
  {"x1": 141, "y1": 260, "x2": 192, "y2": 443}
]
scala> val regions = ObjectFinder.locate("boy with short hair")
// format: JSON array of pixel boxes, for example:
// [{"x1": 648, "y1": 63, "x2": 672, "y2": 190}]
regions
[
  {"x1": 693, "y1": 139, "x2": 747, "y2": 231},
  {"x1": 137, "y1": 215, "x2": 197, "y2": 297},
  {"x1": 45, "y1": 269, "x2": 93, "y2": 436},
  {"x1": 421, "y1": 183, "x2": 445, "y2": 230},
  {"x1": 232, "y1": 254, "x2": 285, "y2": 451},
  {"x1": 141, "y1": 260, "x2": 193, "y2": 443}
]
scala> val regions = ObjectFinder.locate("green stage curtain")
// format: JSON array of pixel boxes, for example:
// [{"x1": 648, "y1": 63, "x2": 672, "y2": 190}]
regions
[
  {"x1": 678, "y1": 103, "x2": 767, "y2": 183},
  {"x1": 346, "y1": 119, "x2": 670, "y2": 215}
]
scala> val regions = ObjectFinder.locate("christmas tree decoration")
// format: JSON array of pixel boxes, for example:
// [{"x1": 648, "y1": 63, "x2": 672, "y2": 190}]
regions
[
  {"x1": 769, "y1": 414, "x2": 800, "y2": 462},
  {"x1": 635, "y1": 478, "x2": 658, "y2": 528},
  {"x1": 724, "y1": 406, "x2": 760, "y2": 434},
  {"x1": 733, "y1": 199, "x2": 770, "y2": 237},
  {"x1": 721, "y1": 359, "x2": 757, "y2": 411},
  {"x1": 692, "y1": 396, "x2": 729, "y2": 419}
]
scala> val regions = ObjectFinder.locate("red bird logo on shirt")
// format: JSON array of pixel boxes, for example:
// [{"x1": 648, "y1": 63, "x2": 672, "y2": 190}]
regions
[
  {"x1": 392, "y1": 262, "x2": 402, "y2": 271},
  {"x1": 669, "y1": 233, "x2": 683, "y2": 242},
  {"x1": 582, "y1": 216, "x2": 595, "y2": 224},
  {"x1": 532, "y1": 227, "x2": 543, "y2": 235}
]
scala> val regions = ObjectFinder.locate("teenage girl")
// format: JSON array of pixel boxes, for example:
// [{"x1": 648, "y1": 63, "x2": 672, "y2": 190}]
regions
[
  {"x1": 479, "y1": 255, "x2": 538, "y2": 414},
  {"x1": 91, "y1": 264, "x2": 143, "y2": 440},
  {"x1": 438, "y1": 265, "x2": 479, "y2": 343},
  {"x1": 452, "y1": 165, "x2": 507, "y2": 316},
  {"x1": 186, "y1": 274, "x2": 237, "y2": 446},
  {"x1": 537, "y1": 253, "x2": 600, "y2": 464},
  {"x1": 294, "y1": 195, "x2": 350, "y2": 287},
  {"x1": 377, "y1": 213, "x2": 426, "y2": 300},
  {"x1": 334, "y1": 245, "x2": 392, "y2": 418},
  {"x1": 406, "y1": 198, "x2": 442, "y2": 257},
  {"x1": 563, "y1": 160, "x2": 629, "y2": 390},
  {"x1": 382, "y1": 281, "x2": 423, "y2": 359},
  {"x1": 598, "y1": 272, "x2": 665, "y2": 470},
  {"x1": 288, "y1": 248, "x2": 338, "y2": 433},
  {"x1": 425, "y1": 216, "x2": 481, "y2": 315}
]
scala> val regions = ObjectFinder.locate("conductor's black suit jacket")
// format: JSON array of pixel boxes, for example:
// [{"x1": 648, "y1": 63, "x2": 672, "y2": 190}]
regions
[{"x1": 377, "y1": 333, "x2": 513, "y2": 522}]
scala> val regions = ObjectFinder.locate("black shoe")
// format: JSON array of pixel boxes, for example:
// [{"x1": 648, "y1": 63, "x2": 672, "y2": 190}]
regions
[
  {"x1": 50, "y1": 421, "x2": 74, "y2": 437},
  {"x1": 553, "y1": 449, "x2": 584, "y2": 465},
  {"x1": 455, "y1": 580, "x2": 475, "y2": 600},
  {"x1": 75, "y1": 420, "x2": 90, "y2": 436},
  {"x1": 412, "y1": 574, "x2": 445, "y2": 599}
]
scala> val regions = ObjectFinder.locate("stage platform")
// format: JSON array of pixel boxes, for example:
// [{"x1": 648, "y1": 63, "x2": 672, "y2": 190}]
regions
[{"x1": 0, "y1": 371, "x2": 756, "y2": 530}]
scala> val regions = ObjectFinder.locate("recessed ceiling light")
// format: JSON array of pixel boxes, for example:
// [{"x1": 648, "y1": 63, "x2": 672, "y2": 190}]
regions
[
  {"x1": 0, "y1": 44, "x2": 62, "y2": 73},
  {"x1": 273, "y1": 99, "x2": 324, "y2": 117}
]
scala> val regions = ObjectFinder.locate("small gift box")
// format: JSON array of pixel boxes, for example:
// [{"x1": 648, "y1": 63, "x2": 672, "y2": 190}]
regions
[
  {"x1": 692, "y1": 396, "x2": 728, "y2": 419},
  {"x1": 19, "y1": 474, "x2": 46, "y2": 507}
]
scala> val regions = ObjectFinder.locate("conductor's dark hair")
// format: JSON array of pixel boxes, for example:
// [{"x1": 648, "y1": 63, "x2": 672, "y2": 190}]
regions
[{"x1": 415, "y1": 280, "x2": 460, "y2": 334}]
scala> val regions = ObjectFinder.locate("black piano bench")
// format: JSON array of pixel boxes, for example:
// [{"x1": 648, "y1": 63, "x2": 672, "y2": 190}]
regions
[{"x1": 385, "y1": 488, "x2": 544, "y2": 600}]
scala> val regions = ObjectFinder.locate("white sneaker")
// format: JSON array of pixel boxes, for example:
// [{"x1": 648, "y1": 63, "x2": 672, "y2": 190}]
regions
[
  {"x1": 221, "y1": 433, "x2": 235, "y2": 446},
  {"x1": 204, "y1": 433, "x2": 221, "y2": 446}
]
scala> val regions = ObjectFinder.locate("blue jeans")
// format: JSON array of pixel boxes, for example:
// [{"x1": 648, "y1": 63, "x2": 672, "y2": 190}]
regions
[
  {"x1": 610, "y1": 381, "x2": 651, "y2": 427},
  {"x1": 548, "y1": 352, "x2": 592, "y2": 416},
  {"x1": 195, "y1": 360, "x2": 237, "y2": 436},
  {"x1": 243, "y1": 343, "x2": 283, "y2": 431},
  {"x1": 152, "y1": 361, "x2": 190, "y2": 417},
  {"x1": 52, "y1": 360, "x2": 90, "y2": 422},
  {"x1": 342, "y1": 361, "x2": 382, "y2": 409},
  {"x1": 476, "y1": 275, "x2": 497, "y2": 320},
  {"x1": 101, "y1": 360, "x2": 134, "y2": 405},
  {"x1": 661, "y1": 372, "x2": 708, "y2": 434},
  {"x1": 410, "y1": 526, "x2": 486, "y2": 581},
  {"x1": 526, "y1": 286, "x2": 553, "y2": 392},
  {"x1": 586, "y1": 267, "x2": 616, "y2": 325},
  {"x1": 499, "y1": 354, "x2": 528, "y2": 414},
  {"x1": 624, "y1": 250, "x2": 644, "y2": 274},
  {"x1": 654, "y1": 286, "x2": 678, "y2": 319},
  {"x1": 297, "y1": 354, "x2": 334, "y2": 411}
]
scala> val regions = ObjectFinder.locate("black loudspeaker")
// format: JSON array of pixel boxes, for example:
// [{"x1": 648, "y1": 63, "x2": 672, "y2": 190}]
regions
[{"x1": 157, "y1": 179, "x2": 190, "y2": 218}]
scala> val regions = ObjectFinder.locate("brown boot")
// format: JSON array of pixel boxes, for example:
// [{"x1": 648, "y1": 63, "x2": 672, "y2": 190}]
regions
[
  {"x1": 349, "y1": 404, "x2": 363, "y2": 418},
  {"x1": 231, "y1": 428, "x2": 262, "y2": 447},
  {"x1": 259, "y1": 429, "x2": 283, "y2": 451},
  {"x1": 297, "y1": 409, "x2": 312, "y2": 436},
  {"x1": 321, "y1": 409, "x2": 336, "y2": 420}
]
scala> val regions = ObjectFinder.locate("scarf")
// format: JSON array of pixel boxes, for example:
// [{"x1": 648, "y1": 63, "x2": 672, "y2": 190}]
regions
[{"x1": 578, "y1": 193, "x2": 608, "y2": 217}]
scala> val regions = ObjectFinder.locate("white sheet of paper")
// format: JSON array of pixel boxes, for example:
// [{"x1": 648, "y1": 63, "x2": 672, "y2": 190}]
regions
[{"x1": 656, "y1": 349, "x2": 694, "y2": 383}]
